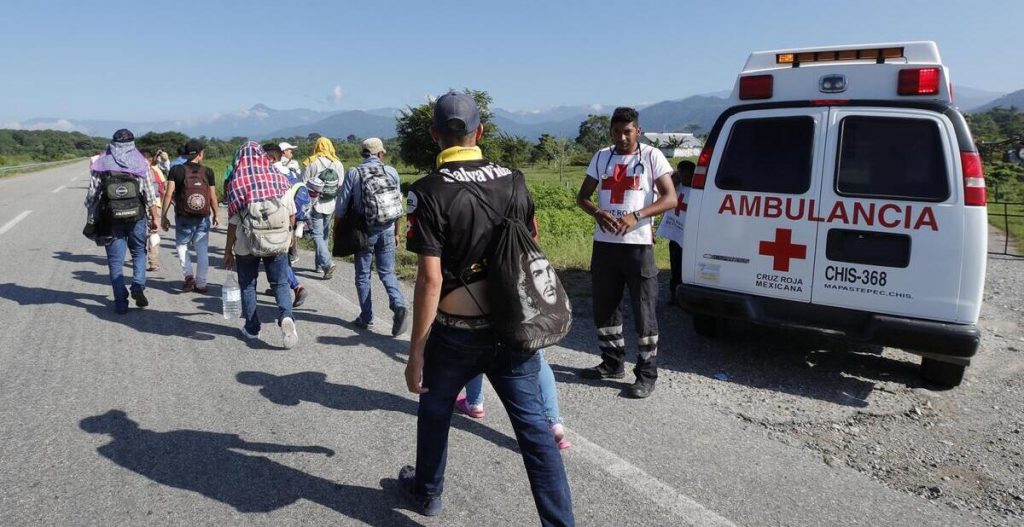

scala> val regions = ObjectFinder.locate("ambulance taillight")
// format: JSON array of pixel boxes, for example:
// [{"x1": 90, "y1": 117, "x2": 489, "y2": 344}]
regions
[
  {"x1": 961, "y1": 152, "x2": 986, "y2": 206},
  {"x1": 739, "y1": 75, "x2": 773, "y2": 100},
  {"x1": 898, "y1": 68, "x2": 941, "y2": 96},
  {"x1": 692, "y1": 143, "x2": 714, "y2": 189}
]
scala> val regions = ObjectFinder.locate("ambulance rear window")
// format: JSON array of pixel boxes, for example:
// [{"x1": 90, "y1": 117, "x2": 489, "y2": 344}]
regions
[
  {"x1": 836, "y1": 116, "x2": 950, "y2": 202},
  {"x1": 716, "y1": 117, "x2": 814, "y2": 194}
]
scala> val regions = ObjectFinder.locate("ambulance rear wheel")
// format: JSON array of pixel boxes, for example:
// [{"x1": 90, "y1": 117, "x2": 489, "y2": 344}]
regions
[
  {"x1": 920, "y1": 358, "x2": 966, "y2": 388},
  {"x1": 693, "y1": 314, "x2": 723, "y2": 338}
]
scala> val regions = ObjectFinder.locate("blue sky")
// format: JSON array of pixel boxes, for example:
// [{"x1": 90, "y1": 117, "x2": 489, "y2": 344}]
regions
[{"x1": 1, "y1": 0, "x2": 1021, "y2": 122}]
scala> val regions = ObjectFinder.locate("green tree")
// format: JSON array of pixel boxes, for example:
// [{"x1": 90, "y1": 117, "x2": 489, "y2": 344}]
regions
[
  {"x1": 136, "y1": 131, "x2": 189, "y2": 156},
  {"x1": 541, "y1": 136, "x2": 579, "y2": 184},
  {"x1": 575, "y1": 114, "x2": 610, "y2": 153},
  {"x1": 492, "y1": 133, "x2": 532, "y2": 169},
  {"x1": 395, "y1": 89, "x2": 497, "y2": 173}
]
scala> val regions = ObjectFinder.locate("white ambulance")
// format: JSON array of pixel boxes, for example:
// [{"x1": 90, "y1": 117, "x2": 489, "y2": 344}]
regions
[{"x1": 678, "y1": 42, "x2": 987, "y2": 387}]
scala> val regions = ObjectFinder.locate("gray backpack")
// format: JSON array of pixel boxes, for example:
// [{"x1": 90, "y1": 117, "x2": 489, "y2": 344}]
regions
[
  {"x1": 358, "y1": 164, "x2": 403, "y2": 225},
  {"x1": 240, "y1": 198, "x2": 292, "y2": 257}
]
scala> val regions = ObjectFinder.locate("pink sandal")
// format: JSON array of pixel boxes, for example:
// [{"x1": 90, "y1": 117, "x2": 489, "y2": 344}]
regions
[
  {"x1": 455, "y1": 395, "x2": 485, "y2": 418},
  {"x1": 551, "y1": 423, "x2": 572, "y2": 450}
]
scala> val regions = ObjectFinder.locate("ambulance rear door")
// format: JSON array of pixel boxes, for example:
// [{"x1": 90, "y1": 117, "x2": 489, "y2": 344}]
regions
[
  {"x1": 810, "y1": 107, "x2": 963, "y2": 321},
  {"x1": 692, "y1": 107, "x2": 829, "y2": 303}
]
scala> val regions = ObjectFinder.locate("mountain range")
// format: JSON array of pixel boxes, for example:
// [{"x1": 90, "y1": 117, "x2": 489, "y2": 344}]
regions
[{"x1": 3, "y1": 86, "x2": 1014, "y2": 141}]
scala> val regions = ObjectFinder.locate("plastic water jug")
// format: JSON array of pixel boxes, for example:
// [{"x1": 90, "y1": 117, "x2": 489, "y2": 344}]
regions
[{"x1": 222, "y1": 273, "x2": 242, "y2": 320}]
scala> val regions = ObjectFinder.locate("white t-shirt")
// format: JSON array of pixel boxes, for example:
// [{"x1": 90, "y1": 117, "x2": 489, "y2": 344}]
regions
[
  {"x1": 303, "y1": 157, "x2": 344, "y2": 216},
  {"x1": 585, "y1": 145, "x2": 673, "y2": 245}
]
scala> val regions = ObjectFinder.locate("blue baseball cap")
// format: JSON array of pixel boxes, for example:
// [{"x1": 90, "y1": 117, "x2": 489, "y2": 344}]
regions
[{"x1": 433, "y1": 91, "x2": 481, "y2": 135}]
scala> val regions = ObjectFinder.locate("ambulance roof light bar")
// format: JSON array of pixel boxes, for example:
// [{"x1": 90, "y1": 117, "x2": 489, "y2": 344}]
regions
[
  {"x1": 777, "y1": 47, "x2": 904, "y2": 67},
  {"x1": 742, "y1": 41, "x2": 942, "y2": 74}
]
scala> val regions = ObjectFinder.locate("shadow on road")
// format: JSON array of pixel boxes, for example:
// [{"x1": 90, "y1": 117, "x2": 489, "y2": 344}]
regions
[
  {"x1": 317, "y1": 320, "x2": 409, "y2": 365},
  {"x1": 79, "y1": 410, "x2": 422, "y2": 526},
  {"x1": 554, "y1": 270, "x2": 923, "y2": 408},
  {"x1": 0, "y1": 282, "x2": 278, "y2": 348},
  {"x1": 236, "y1": 371, "x2": 519, "y2": 452}
]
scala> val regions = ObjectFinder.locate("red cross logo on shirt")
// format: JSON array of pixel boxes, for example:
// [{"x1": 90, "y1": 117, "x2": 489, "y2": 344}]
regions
[
  {"x1": 674, "y1": 193, "x2": 688, "y2": 215},
  {"x1": 758, "y1": 228, "x2": 807, "y2": 272},
  {"x1": 601, "y1": 164, "x2": 641, "y2": 205}
]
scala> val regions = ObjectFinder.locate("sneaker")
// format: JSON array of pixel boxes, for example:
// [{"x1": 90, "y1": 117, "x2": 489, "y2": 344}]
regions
[
  {"x1": 397, "y1": 465, "x2": 443, "y2": 517},
  {"x1": 194, "y1": 284, "x2": 209, "y2": 294},
  {"x1": 392, "y1": 306, "x2": 410, "y2": 337},
  {"x1": 240, "y1": 326, "x2": 261, "y2": 340},
  {"x1": 454, "y1": 395, "x2": 485, "y2": 419},
  {"x1": 322, "y1": 264, "x2": 336, "y2": 280},
  {"x1": 280, "y1": 317, "x2": 298, "y2": 349},
  {"x1": 130, "y1": 289, "x2": 149, "y2": 308},
  {"x1": 579, "y1": 362, "x2": 625, "y2": 380},
  {"x1": 293, "y1": 286, "x2": 308, "y2": 308},
  {"x1": 551, "y1": 423, "x2": 572, "y2": 450},
  {"x1": 182, "y1": 275, "x2": 195, "y2": 292},
  {"x1": 628, "y1": 377, "x2": 656, "y2": 399}
]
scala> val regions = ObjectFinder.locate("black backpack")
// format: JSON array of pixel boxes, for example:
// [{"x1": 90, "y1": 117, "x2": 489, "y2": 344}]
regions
[
  {"x1": 102, "y1": 172, "x2": 144, "y2": 223},
  {"x1": 444, "y1": 171, "x2": 572, "y2": 353}
]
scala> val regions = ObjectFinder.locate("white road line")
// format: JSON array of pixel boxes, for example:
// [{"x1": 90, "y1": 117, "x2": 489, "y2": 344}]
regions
[
  {"x1": 565, "y1": 429, "x2": 737, "y2": 526},
  {"x1": 305, "y1": 272, "x2": 733, "y2": 526},
  {"x1": 51, "y1": 185, "x2": 66, "y2": 193},
  {"x1": 0, "y1": 210, "x2": 32, "y2": 236}
]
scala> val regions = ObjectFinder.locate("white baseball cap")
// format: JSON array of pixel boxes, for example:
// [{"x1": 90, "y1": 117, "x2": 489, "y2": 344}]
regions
[
  {"x1": 279, "y1": 142, "x2": 298, "y2": 151},
  {"x1": 361, "y1": 137, "x2": 386, "y2": 155}
]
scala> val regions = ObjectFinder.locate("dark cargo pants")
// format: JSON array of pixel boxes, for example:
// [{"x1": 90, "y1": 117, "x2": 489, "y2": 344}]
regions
[{"x1": 590, "y1": 241, "x2": 659, "y2": 380}]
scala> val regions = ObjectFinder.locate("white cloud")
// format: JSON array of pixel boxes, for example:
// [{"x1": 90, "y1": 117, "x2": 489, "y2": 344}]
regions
[
  {"x1": 589, "y1": 103, "x2": 604, "y2": 111},
  {"x1": 0, "y1": 121, "x2": 22, "y2": 129},
  {"x1": 25, "y1": 119, "x2": 82, "y2": 132},
  {"x1": 327, "y1": 85, "x2": 345, "y2": 105}
]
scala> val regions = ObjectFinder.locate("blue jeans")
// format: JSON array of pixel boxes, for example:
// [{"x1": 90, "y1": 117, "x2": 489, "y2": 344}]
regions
[
  {"x1": 464, "y1": 351, "x2": 562, "y2": 424},
  {"x1": 310, "y1": 211, "x2": 332, "y2": 272},
  {"x1": 174, "y1": 215, "x2": 210, "y2": 286},
  {"x1": 415, "y1": 324, "x2": 574, "y2": 526},
  {"x1": 236, "y1": 253, "x2": 293, "y2": 335},
  {"x1": 354, "y1": 225, "x2": 406, "y2": 323},
  {"x1": 104, "y1": 218, "x2": 149, "y2": 312}
]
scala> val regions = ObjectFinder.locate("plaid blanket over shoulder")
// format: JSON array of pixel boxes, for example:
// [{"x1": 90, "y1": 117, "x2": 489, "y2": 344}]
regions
[{"x1": 227, "y1": 141, "x2": 293, "y2": 218}]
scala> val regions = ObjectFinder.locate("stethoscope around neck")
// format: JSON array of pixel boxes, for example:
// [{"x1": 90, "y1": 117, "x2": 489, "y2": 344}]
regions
[{"x1": 602, "y1": 144, "x2": 647, "y2": 180}]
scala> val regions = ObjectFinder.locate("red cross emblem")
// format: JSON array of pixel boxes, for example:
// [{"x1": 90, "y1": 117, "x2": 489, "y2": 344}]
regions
[
  {"x1": 601, "y1": 164, "x2": 641, "y2": 205},
  {"x1": 758, "y1": 228, "x2": 807, "y2": 272},
  {"x1": 674, "y1": 193, "x2": 688, "y2": 215}
]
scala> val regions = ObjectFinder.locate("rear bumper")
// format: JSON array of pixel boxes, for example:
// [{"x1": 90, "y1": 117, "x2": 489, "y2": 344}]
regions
[{"x1": 679, "y1": 284, "x2": 980, "y2": 364}]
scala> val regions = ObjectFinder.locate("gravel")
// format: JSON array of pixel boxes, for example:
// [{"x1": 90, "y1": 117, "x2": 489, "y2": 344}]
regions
[{"x1": 631, "y1": 248, "x2": 1024, "y2": 525}]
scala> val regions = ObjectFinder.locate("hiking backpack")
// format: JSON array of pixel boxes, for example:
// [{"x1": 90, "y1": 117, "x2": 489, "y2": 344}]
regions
[
  {"x1": 317, "y1": 163, "x2": 341, "y2": 201},
  {"x1": 102, "y1": 172, "x2": 144, "y2": 223},
  {"x1": 358, "y1": 164, "x2": 403, "y2": 225},
  {"x1": 177, "y1": 165, "x2": 212, "y2": 216},
  {"x1": 444, "y1": 171, "x2": 572, "y2": 353},
  {"x1": 240, "y1": 197, "x2": 292, "y2": 257}
]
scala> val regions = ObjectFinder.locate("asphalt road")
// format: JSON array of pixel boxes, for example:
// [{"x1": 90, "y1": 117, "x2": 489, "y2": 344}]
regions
[{"x1": 0, "y1": 161, "x2": 981, "y2": 526}]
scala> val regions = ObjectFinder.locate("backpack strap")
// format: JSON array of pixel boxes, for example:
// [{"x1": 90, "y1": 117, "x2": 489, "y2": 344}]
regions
[{"x1": 438, "y1": 170, "x2": 524, "y2": 321}]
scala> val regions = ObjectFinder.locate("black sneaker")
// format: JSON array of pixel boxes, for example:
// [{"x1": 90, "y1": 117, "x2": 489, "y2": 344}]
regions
[
  {"x1": 130, "y1": 289, "x2": 149, "y2": 308},
  {"x1": 628, "y1": 377, "x2": 656, "y2": 399},
  {"x1": 392, "y1": 306, "x2": 410, "y2": 337},
  {"x1": 353, "y1": 318, "x2": 374, "y2": 330},
  {"x1": 397, "y1": 465, "x2": 442, "y2": 517},
  {"x1": 579, "y1": 362, "x2": 625, "y2": 380}
]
